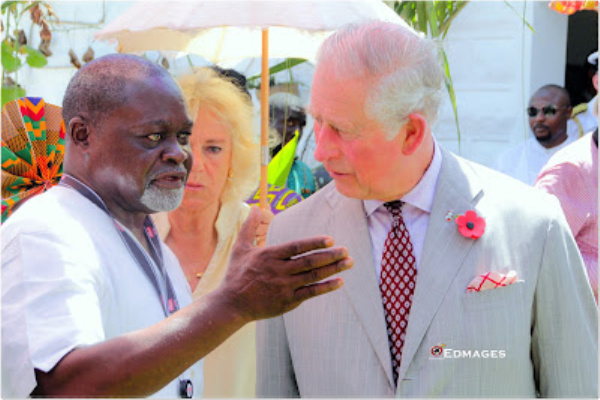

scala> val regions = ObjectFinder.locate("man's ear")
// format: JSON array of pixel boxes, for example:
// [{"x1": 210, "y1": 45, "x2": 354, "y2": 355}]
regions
[
  {"x1": 566, "y1": 106, "x2": 573, "y2": 117},
  {"x1": 68, "y1": 116, "x2": 91, "y2": 149},
  {"x1": 400, "y1": 113, "x2": 428, "y2": 156}
]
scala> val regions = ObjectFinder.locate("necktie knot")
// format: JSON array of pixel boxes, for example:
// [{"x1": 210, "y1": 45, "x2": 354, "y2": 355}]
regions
[{"x1": 384, "y1": 201, "x2": 403, "y2": 219}]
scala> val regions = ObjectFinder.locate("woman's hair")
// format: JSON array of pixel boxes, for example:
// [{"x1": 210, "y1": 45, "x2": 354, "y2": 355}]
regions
[{"x1": 176, "y1": 67, "x2": 259, "y2": 204}]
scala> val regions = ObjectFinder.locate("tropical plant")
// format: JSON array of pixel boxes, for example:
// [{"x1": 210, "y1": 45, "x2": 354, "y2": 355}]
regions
[
  {"x1": 1, "y1": 1, "x2": 59, "y2": 106},
  {"x1": 246, "y1": 58, "x2": 307, "y2": 90},
  {"x1": 387, "y1": 0, "x2": 468, "y2": 144}
]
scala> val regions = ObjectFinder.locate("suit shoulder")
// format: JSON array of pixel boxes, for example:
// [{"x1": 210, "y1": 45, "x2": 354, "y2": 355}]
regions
[
  {"x1": 456, "y1": 154, "x2": 562, "y2": 215},
  {"x1": 273, "y1": 182, "x2": 335, "y2": 222}
]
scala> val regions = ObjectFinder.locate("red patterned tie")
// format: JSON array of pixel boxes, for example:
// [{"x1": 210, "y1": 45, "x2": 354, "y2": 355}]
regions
[{"x1": 380, "y1": 201, "x2": 417, "y2": 385}]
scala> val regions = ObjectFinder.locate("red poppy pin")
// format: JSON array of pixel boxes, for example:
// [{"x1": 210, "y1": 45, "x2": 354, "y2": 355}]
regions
[{"x1": 446, "y1": 210, "x2": 486, "y2": 239}]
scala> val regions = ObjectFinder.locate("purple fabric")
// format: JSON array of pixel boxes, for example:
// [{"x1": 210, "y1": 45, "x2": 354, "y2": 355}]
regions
[{"x1": 246, "y1": 184, "x2": 301, "y2": 215}]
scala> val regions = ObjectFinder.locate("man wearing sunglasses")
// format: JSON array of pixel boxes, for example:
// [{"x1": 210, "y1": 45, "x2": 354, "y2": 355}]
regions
[{"x1": 494, "y1": 84, "x2": 579, "y2": 185}]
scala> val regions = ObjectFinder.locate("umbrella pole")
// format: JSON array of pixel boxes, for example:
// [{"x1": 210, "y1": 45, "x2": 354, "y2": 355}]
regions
[{"x1": 259, "y1": 28, "x2": 269, "y2": 210}]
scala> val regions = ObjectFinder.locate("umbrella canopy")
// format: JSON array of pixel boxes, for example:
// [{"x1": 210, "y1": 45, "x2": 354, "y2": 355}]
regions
[{"x1": 95, "y1": 1, "x2": 405, "y2": 62}]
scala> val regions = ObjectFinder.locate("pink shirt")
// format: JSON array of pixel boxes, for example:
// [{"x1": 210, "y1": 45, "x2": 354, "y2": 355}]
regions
[{"x1": 535, "y1": 133, "x2": 598, "y2": 300}]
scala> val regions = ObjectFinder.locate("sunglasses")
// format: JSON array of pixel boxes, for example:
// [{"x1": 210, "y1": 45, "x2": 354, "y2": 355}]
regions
[{"x1": 526, "y1": 105, "x2": 568, "y2": 118}]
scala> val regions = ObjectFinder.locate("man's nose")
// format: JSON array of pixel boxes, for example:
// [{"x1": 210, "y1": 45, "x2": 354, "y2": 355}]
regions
[
  {"x1": 313, "y1": 124, "x2": 338, "y2": 162},
  {"x1": 162, "y1": 136, "x2": 189, "y2": 164}
]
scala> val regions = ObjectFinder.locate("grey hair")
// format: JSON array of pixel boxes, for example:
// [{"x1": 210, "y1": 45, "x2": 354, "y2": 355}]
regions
[
  {"x1": 316, "y1": 21, "x2": 446, "y2": 138},
  {"x1": 62, "y1": 53, "x2": 170, "y2": 127}
]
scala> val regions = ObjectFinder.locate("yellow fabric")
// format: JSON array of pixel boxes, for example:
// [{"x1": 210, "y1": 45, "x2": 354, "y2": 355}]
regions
[
  {"x1": 155, "y1": 200, "x2": 256, "y2": 398},
  {"x1": 571, "y1": 103, "x2": 588, "y2": 138},
  {"x1": 267, "y1": 130, "x2": 298, "y2": 187},
  {"x1": 572, "y1": 102, "x2": 589, "y2": 117},
  {"x1": 571, "y1": 115, "x2": 585, "y2": 138}
]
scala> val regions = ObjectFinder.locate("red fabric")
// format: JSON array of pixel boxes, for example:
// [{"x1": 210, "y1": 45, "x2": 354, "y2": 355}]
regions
[
  {"x1": 455, "y1": 210, "x2": 486, "y2": 239},
  {"x1": 380, "y1": 201, "x2": 417, "y2": 385},
  {"x1": 466, "y1": 270, "x2": 518, "y2": 293}
]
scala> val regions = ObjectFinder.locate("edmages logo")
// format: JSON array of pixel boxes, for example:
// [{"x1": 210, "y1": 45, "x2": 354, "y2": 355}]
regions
[
  {"x1": 430, "y1": 344, "x2": 446, "y2": 357},
  {"x1": 429, "y1": 344, "x2": 506, "y2": 360}
]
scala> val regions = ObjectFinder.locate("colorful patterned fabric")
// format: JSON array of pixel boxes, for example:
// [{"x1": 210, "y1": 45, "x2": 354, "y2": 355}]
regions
[
  {"x1": 1, "y1": 97, "x2": 65, "y2": 223},
  {"x1": 246, "y1": 183, "x2": 301, "y2": 215}
]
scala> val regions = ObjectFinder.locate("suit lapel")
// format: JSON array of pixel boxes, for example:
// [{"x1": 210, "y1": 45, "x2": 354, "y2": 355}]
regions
[
  {"x1": 325, "y1": 189, "x2": 395, "y2": 388},
  {"x1": 398, "y1": 149, "x2": 484, "y2": 382}
]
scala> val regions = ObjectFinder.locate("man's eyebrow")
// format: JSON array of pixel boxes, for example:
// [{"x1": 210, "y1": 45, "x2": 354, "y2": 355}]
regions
[
  {"x1": 306, "y1": 104, "x2": 359, "y2": 132},
  {"x1": 132, "y1": 119, "x2": 194, "y2": 129}
]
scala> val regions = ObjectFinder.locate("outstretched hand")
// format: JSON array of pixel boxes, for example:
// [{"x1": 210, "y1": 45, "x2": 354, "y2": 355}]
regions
[{"x1": 220, "y1": 207, "x2": 353, "y2": 322}]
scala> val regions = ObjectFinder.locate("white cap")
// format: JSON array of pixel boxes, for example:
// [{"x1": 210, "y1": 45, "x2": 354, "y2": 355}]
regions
[
  {"x1": 588, "y1": 51, "x2": 598, "y2": 67},
  {"x1": 269, "y1": 92, "x2": 304, "y2": 111}
]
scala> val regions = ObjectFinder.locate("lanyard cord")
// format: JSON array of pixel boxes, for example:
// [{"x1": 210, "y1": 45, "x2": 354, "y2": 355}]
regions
[{"x1": 59, "y1": 174, "x2": 179, "y2": 317}]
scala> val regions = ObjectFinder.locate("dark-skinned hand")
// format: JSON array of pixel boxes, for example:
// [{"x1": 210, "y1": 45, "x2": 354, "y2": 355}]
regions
[{"x1": 218, "y1": 206, "x2": 353, "y2": 322}]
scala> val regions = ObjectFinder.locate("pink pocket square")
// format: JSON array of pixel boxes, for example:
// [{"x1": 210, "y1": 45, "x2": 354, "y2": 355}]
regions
[{"x1": 466, "y1": 270, "x2": 518, "y2": 293}]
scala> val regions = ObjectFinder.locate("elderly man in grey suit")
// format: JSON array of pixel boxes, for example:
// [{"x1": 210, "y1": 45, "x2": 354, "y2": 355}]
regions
[{"x1": 256, "y1": 20, "x2": 597, "y2": 398}]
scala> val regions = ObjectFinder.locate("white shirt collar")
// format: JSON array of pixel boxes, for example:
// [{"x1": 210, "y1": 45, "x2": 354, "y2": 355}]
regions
[{"x1": 364, "y1": 139, "x2": 443, "y2": 216}]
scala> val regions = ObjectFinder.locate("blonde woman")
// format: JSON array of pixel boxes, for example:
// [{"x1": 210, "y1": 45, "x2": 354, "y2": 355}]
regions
[{"x1": 154, "y1": 67, "x2": 269, "y2": 397}]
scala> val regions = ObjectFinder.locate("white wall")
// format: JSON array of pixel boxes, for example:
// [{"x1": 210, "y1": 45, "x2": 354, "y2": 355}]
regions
[{"x1": 435, "y1": 1, "x2": 569, "y2": 167}]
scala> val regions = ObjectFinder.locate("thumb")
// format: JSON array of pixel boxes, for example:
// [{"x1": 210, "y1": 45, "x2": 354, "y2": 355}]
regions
[{"x1": 235, "y1": 206, "x2": 262, "y2": 250}]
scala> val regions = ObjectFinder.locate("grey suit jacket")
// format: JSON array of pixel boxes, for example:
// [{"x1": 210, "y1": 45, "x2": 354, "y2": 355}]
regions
[{"x1": 256, "y1": 149, "x2": 598, "y2": 397}]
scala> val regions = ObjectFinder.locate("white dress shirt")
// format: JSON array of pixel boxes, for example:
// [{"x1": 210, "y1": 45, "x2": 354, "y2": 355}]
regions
[
  {"x1": 1, "y1": 186, "x2": 203, "y2": 398},
  {"x1": 577, "y1": 96, "x2": 598, "y2": 135},
  {"x1": 494, "y1": 126, "x2": 579, "y2": 185},
  {"x1": 364, "y1": 140, "x2": 443, "y2": 283}
]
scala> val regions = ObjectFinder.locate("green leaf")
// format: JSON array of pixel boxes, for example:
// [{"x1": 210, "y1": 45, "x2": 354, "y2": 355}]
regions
[
  {"x1": 247, "y1": 58, "x2": 308, "y2": 82},
  {"x1": 1, "y1": 40, "x2": 22, "y2": 72},
  {"x1": 502, "y1": 1, "x2": 534, "y2": 33},
  {"x1": 269, "y1": 58, "x2": 306, "y2": 75},
  {"x1": 425, "y1": 2, "x2": 440, "y2": 38},
  {"x1": 2, "y1": 84, "x2": 26, "y2": 108},
  {"x1": 415, "y1": 2, "x2": 429, "y2": 34},
  {"x1": 25, "y1": 45, "x2": 47, "y2": 67},
  {"x1": 440, "y1": 2, "x2": 469, "y2": 39},
  {"x1": 400, "y1": 2, "x2": 417, "y2": 27},
  {"x1": 1, "y1": 1, "x2": 19, "y2": 13},
  {"x1": 440, "y1": 48, "x2": 461, "y2": 147},
  {"x1": 2, "y1": 39, "x2": 15, "y2": 53}
]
